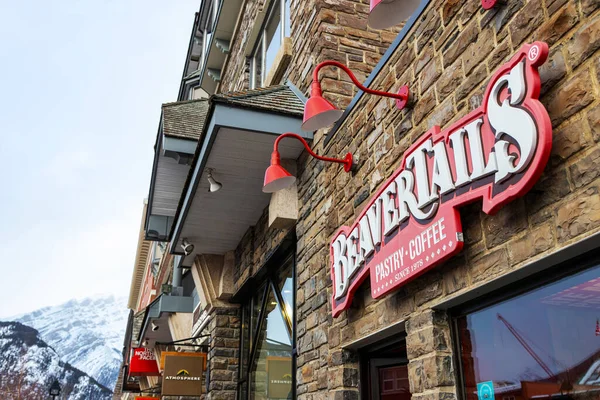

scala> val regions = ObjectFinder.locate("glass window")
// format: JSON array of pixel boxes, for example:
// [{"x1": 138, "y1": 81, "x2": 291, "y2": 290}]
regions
[
  {"x1": 252, "y1": 49, "x2": 263, "y2": 90},
  {"x1": 238, "y1": 256, "x2": 296, "y2": 400},
  {"x1": 284, "y1": 0, "x2": 290, "y2": 37},
  {"x1": 250, "y1": 285, "x2": 293, "y2": 400},
  {"x1": 264, "y1": 5, "x2": 281, "y2": 76},
  {"x1": 250, "y1": 0, "x2": 290, "y2": 89},
  {"x1": 456, "y1": 263, "x2": 600, "y2": 400}
]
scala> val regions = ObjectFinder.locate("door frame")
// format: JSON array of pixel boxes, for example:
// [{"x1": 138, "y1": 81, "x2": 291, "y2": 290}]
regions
[{"x1": 359, "y1": 335, "x2": 409, "y2": 400}]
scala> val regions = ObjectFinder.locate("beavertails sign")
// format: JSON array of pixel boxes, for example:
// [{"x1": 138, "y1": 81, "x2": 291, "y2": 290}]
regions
[{"x1": 330, "y1": 42, "x2": 552, "y2": 317}]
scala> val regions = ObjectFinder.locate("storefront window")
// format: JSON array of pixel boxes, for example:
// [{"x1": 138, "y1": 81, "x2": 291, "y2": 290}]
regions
[
  {"x1": 250, "y1": 285, "x2": 293, "y2": 399},
  {"x1": 238, "y1": 256, "x2": 295, "y2": 400},
  {"x1": 456, "y1": 263, "x2": 600, "y2": 400}
]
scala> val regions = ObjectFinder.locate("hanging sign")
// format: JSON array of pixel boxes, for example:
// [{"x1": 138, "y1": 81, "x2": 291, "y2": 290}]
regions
[
  {"x1": 267, "y1": 357, "x2": 293, "y2": 398},
  {"x1": 330, "y1": 42, "x2": 552, "y2": 317},
  {"x1": 129, "y1": 348, "x2": 160, "y2": 377},
  {"x1": 161, "y1": 352, "x2": 205, "y2": 396}
]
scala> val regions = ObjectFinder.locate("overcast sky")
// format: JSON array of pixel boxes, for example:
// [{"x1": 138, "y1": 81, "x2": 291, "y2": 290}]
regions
[{"x1": 0, "y1": 0, "x2": 199, "y2": 317}]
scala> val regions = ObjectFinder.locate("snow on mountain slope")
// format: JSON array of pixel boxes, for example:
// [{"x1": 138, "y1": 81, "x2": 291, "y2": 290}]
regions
[
  {"x1": 14, "y1": 295, "x2": 129, "y2": 390},
  {"x1": 0, "y1": 321, "x2": 112, "y2": 399}
]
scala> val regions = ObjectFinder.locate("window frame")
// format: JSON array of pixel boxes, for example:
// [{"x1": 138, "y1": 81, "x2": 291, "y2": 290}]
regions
[
  {"x1": 449, "y1": 246, "x2": 600, "y2": 400},
  {"x1": 200, "y1": 0, "x2": 221, "y2": 73},
  {"x1": 249, "y1": 0, "x2": 289, "y2": 89},
  {"x1": 237, "y1": 253, "x2": 296, "y2": 400}
]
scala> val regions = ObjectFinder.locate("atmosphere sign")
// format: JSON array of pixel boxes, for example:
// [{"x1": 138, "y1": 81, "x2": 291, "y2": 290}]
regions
[
  {"x1": 330, "y1": 42, "x2": 552, "y2": 317},
  {"x1": 161, "y1": 353, "x2": 204, "y2": 396}
]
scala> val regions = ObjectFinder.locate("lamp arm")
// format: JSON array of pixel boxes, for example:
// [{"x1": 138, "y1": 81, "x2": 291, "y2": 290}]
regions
[
  {"x1": 273, "y1": 133, "x2": 353, "y2": 172},
  {"x1": 311, "y1": 60, "x2": 407, "y2": 101}
]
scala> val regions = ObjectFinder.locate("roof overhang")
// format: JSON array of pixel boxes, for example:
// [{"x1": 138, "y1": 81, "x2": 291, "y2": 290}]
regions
[
  {"x1": 146, "y1": 115, "x2": 203, "y2": 241},
  {"x1": 137, "y1": 294, "x2": 194, "y2": 348},
  {"x1": 171, "y1": 103, "x2": 309, "y2": 266},
  {"x1": 128, "y1": 202, "x2": 152, "y2": 308}
]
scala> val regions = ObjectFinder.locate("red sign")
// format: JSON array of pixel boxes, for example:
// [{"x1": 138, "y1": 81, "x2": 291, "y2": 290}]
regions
[
  {"x1": 330, "y1": 42, "x2": 552, "y2": 317},
  {"x1": 129, "y1": 348, "x2": 160, "y2": 377}
]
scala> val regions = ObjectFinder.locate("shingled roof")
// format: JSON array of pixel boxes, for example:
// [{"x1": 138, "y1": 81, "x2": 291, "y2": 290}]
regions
[
  {"x1": 213, "y1": 85, "x2": 305, "y2": 117},
  {"x1": 162, "y1": 98, "x2": 209, "y2": 140}
]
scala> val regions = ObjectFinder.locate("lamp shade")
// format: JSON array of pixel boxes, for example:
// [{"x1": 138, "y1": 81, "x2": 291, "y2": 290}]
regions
[
  {"x1": 368, "y1": 0, "x2": 421, "y2": 29},
  {"x1": 301, "y1": 94, "x2": 344, "y2": 132},
  {"x1": 263, "y1": 163, "x2": 296, "y2": 193}
]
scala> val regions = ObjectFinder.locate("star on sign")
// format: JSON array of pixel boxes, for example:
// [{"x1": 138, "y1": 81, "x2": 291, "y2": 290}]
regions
[
  {"x1": 449, "y1": 241, "x2": 453, "y2": 247},
  {"x1": 442, "y1": 245, "x2": 447, "y2": 251},
  {"x1": 431, "y1": 252, "x2": 435, "y2": 258},
  {"x1": 437, "y1": 249, "x2": 441, "y2": 255},
  {"x1": 426, "y1": 256, "x2": 429, "y2": 262}
]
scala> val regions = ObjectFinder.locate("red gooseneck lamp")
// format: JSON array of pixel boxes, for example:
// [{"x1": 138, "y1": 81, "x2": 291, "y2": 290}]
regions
[
  {"x1": 368, "y1": 0, "x2": 421, "y2": 29},
  {"x1": 302, "y1": 60, "x2": 410, "y2": 132},
  {"x1": 263, "y1": 133, "x2": 353, "y2": 193}
]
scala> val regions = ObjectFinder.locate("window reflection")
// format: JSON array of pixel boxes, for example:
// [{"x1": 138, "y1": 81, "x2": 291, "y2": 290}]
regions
[
  {"x1": 264, "y1": 4, "x2": 281, "y2": 77},
  {"x1": 250, "y1": 286, "x2": 293, "y2": 400},
  {"x1": 278, "y1": 260, "x2": 294, "y2": 328},
  {"x1": 457, "y1": 264, "x2": 600, "y2": 400}
]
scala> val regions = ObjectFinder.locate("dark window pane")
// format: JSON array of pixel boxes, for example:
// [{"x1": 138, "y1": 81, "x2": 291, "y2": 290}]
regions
[
  {"x1": 379, "y1": 365, "x2": 411, "y2": 400},
  {"x1": 250, "y1": 286, "x2": 293, "y2": 400},
  {"x1": 253, "y1": 48, "x2": 262, "y2": 88},
  {"x1": 457, "y1": 264, "x2": 600, "y2": 400}
]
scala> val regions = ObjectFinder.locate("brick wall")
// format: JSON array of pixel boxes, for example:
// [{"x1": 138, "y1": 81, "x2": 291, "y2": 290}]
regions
[{"x1": 291, "y1": 0, "x2": 600, "y2": 399}]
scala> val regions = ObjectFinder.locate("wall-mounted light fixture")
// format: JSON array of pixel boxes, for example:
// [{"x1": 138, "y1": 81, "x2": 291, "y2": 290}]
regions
[
  {"x1": 369, "y1": 0, "x2": 421, "y2": 29},
  {"x1": 151, "y1": 322, "x2": 159, "y2": 332},
  {"x1": 206, "y1": 168, "x2": 222, "y2": 192},
  {"x1": 263, "y1": 133, "x2": 353, "y2": 193},
  {"x1": 181, "y1": 238, "x2": 194, "y2": 256},
  {"x1": 481, "y1": 0, "x2": 501, "y2": 9},
  {"x1": 302, "y1": 60, "x2": 410, "y2": 131}
]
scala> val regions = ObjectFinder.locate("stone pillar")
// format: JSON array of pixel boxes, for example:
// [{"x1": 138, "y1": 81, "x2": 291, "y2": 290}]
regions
[
  {"x1": 326, "y1": 349, "x2": 360, "y2": 400},
  {"x1": 207, "y1": 307, "x2": 240, "y2": 400},
  {"x1": 405, "y1": 310, "x2": 456, "y2": 400}
]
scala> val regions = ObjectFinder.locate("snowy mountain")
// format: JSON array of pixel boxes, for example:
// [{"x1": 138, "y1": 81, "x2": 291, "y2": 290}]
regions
[
  {"x1": 0, "y1": 321, "x2": 113, "y2": 399},
  {"x1": 14, "y1": 295, "x2": 129, "y2": 389}
]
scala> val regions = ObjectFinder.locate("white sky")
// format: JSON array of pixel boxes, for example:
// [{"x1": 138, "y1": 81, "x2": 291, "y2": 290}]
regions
[{"x1": 0, "y1": 0, "x2": 200, "y2": 317}]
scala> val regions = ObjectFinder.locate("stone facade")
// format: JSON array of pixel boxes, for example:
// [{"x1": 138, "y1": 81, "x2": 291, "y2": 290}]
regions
[
  {"x1": 207, "y1": 307, "x2": 240, "y2": 400},
  {"x1": 220, "y1": 0, "x2": 600, "y2": 399}
]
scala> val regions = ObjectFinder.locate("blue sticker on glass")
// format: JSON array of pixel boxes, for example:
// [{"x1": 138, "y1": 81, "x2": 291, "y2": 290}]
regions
[{"x1": 477, "y1": 381, "x2": 495, "y2": 400}]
